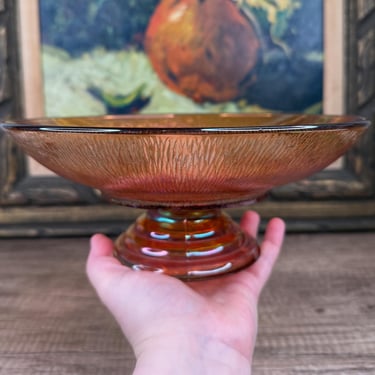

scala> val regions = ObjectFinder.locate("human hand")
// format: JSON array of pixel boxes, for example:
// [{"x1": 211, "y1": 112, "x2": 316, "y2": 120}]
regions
[{"x1": 87, "y1": 211, "x2": 285, "y2": 375}]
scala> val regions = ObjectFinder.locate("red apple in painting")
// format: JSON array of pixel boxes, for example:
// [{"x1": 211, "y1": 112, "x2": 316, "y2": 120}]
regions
[{"x1": 144, "y1": 0, "x2": 261, "y2": 103}]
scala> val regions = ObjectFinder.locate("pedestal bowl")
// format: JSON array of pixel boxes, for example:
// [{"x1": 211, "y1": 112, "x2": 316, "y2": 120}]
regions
[{"x1": 1, "y1": 113, "x2": 369, "y2": 280}]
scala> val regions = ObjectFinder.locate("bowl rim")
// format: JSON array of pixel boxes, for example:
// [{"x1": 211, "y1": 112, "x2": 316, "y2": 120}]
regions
[{"x1": 1, "y1": 113, "x2": 370, "y2": 134}]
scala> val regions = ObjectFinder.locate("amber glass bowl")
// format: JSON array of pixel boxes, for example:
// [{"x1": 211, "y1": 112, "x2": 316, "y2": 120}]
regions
[{"x1": 1, "y1": 113, "x2": 369, "y2": 279}]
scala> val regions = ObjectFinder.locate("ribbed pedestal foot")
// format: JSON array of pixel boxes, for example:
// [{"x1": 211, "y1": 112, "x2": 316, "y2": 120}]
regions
[{"x1": 114, "y1": 209, "x2": 260, "y2": 280}]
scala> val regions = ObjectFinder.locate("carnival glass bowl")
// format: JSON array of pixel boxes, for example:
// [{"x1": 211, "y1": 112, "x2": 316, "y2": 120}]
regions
[{"x1": 1, "y1": 113, "x2": 369, "y2": 279}]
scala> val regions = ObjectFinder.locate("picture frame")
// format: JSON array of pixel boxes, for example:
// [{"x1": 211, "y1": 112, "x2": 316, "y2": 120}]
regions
[{"x1": 0, "y1": 0, "x2": 374, "y2": 236}]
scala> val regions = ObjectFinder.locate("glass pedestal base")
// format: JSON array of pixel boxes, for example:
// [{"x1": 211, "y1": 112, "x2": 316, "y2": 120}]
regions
[{"x1": 114, "y1": 209, "x2": 259, "y2": 280}]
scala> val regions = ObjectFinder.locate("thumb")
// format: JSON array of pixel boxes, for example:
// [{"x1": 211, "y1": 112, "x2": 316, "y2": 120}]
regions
[{"x1": 86, "y1": 233, "x2": 129, "y2": 297}]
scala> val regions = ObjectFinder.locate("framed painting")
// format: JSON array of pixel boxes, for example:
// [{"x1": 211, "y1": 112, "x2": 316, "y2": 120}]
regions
[
  {"x1": 27, "y1": 0, "x2": 332, "y2": 174},
  {"x1": 0, "y1": 0, "x2": 374, "y2": 236}
]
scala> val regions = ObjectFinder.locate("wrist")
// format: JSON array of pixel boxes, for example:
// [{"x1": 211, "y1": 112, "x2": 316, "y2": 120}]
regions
[{"x1": 132, "y1": 333, "x2": 252, "y2": 375}]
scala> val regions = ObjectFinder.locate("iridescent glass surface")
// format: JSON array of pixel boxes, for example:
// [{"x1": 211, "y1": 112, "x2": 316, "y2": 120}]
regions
[{"x1": 1, "y1": 114, "x2": 369, "y2": 279}]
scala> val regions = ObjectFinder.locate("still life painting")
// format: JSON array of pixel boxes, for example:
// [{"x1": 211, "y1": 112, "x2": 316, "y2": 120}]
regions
[{"x1": 39, "y1": 0, "x2": 324, "y2": 117}]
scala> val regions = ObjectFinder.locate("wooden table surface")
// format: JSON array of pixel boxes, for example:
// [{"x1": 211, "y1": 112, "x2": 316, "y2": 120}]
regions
[{"x1": 0, "y1": 232, "x2": 374, "y2": 374}]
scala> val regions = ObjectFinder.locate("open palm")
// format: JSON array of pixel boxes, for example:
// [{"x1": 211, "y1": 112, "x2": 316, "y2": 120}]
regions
[{"x1": 87, "y1": 211, "x2": 285, "y2": 372}]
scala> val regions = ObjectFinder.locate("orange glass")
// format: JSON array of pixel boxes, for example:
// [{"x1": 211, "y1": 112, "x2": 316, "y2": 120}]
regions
[{"x1": 1, "y1": 113, "x2": 370, "y2": 279}]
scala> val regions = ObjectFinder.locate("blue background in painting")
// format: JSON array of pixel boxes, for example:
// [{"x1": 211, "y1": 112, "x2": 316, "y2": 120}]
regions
[{"x1": 39, "y1": 0, "x2": 323, "y2": 113}]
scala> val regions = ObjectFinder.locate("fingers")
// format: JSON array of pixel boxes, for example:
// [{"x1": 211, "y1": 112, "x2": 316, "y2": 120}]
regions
[
  {"x1": 89, "y1": 233, "x2": 114, "y2": 258},
  {"x1": 87, "y1": 233, "x2": 115, "y2": 274},
  {"x1": 86, "y1": 233, "x2": 127, "y2": 295},
  {"x1": 248, "y1": 217, "x2": 285, "y2": 295},
  {"x1": 240, "y1": 210, "x2": 261, "y2": 239}
]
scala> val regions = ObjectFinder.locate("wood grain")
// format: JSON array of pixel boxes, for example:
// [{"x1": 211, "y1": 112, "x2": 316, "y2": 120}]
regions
[
  {"x1": 0, "y1": 232, "x2": 374, "y2": 374},
  {"x1": 254, "y1": 232, "x2": 375, "y2": 374}
]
